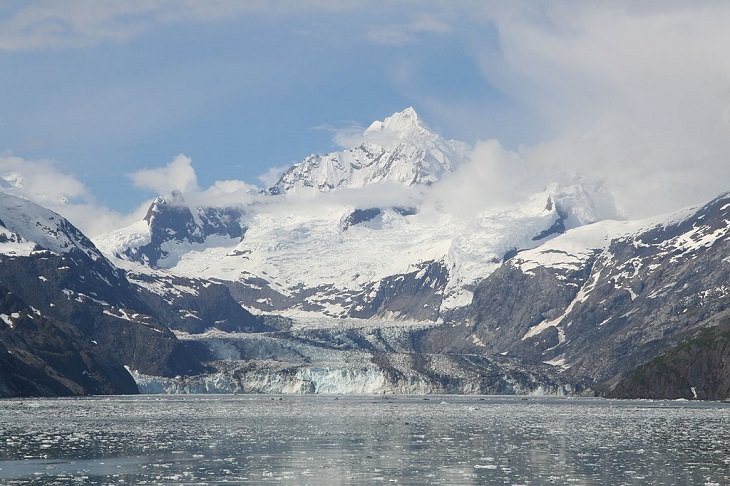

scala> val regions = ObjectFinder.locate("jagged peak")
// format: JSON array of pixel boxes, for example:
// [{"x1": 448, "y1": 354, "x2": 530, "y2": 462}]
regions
[
  {"x1": 378, "y1": 106, "x2": 420, "y2": 131},
  {"x1": 143, "y1": 191, "x2": 188, "y2": 224},
  {"x1": 363, "y1": 107, "x2": 433, "y2": 148},
  {"x1": 268, "y1": 108, "x2": 471, "y2": 195}
]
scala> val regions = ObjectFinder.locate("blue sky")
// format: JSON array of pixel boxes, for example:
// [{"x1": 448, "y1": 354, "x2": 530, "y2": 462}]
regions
[
  {"x1": 1, "y1": 2, "x2": 528, "y2": 212},
  {"x1": 2, "y1": 2, "x2": 730, "y2": 234}
]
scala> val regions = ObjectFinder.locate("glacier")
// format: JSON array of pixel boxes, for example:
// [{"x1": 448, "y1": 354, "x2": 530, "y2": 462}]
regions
[{"x1": 86, "y1": 108, "x2": 730, "y2": 398}]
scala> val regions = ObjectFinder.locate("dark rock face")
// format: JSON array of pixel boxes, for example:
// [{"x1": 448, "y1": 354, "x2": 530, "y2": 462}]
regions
[
  {"x1": 350, "y1": 260, "x2": 449, "y2": 321},
  {"x1": 123, "y1": 195, "x2": 246, "y2": 267},
  {"x1": 532, "y1": 204, "x2": 567, "y2": 241},
  {"x1": 340, "y1": 207, "x2": 417, "y2": 231},
  {"x1": 0, "y1": 195, "x2": 209, "y2": 396},
  {"x1": 610, "y1": 318, "x2": 730, "y2": 400},
  {"x1": 392, "y1": 206, "x2": 417, "y2": 217},
  {"x1": 0, "y1": 250, "x2": 206, "y2": 395},
  {"x1": 430, "y1": 192, "x2": 730, "y2": 395},
  {"x1": 129, "y1": 272, "x2": 273, "y2": 333},
  {"x1": 225, "y1": 277, "x2": 296, "y2": 315},
  {"x1": 0, "y1": 286, "x2": 137, "y2": 397},
  {"x1": 553, "y1": 194, "x2": 730, "y2": 386},
  {"x1": 222, "y1": 259, "x2": 450, "y2": 321},
  {"x1": 341, "y1": 208, "x2": 382, "y2": 230},
  {"x1": 0, "y1": 248, "x2": 136, "y2": 318}
]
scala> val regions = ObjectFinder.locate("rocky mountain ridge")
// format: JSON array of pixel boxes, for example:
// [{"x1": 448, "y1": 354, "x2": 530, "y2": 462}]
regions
[
  {"x1": 419, "y1": 192, "x2": 730, "y2": 393},
  {"x1": 0, "y1": 192, "x2": 263, "y2": 396},
  {"x1": 96, "y1": 110, "x2": 605, "y2": 325},
  {"x1": 98, "y1": 185, "x2": 600, "y2": 323},
  {"x1": 1, "y1": 109, "x2": 728, "y2": 399},
  {"x1": 269, "y1": 107, "x2": 470, "y2": 194}
]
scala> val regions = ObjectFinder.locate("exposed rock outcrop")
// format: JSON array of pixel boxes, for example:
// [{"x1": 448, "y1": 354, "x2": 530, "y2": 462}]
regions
[{"x1": 610, "y1": 318, "x2": 730, "y2": 400}]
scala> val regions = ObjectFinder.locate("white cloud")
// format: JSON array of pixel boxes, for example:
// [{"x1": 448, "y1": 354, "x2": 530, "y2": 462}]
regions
[
  {"x1": 126, "y1": 151, "x2": 422, "y2": 220},
  {"x1": 256, "y1": 165, "x2": 289, "y2": 188},
  {"x1": 320, "y1": 110, "x2": 427, "y2": 152},
  {"x1": 0, "y1": 152, "x2": 261, "y2": 236},
  {"x1": 314, "y1": 123, "x2": 368, "y2": 150},
  {"x1": 325, "y1": 122, "x2": 403, "y2": 151},
  {"x1": 0, "y1": 155, "x2": 88, "y2": 204},
  {"x1": 0, "y1": 1, "x2": 163, "y2": 50},
  {"x1": 421, "y1": 138, "x2": 562, "y2": 223},
  {"x1": 0, "y1": 154, "x2": 135, "y2": 235},
  {"x1": 198, "y1": 179, "x2": 260, "y2": 208},
  {"x1": 129, "y1": 154, "x2": 261, "y2": 209},
  {"x1": 253, "y1": 182, "x2": 424, "y2": 227},
  {"x1": 129, "y1": 154, "x2": 199, "y2": 196},
  {"x1": 0, "y1": 1, "x2": 253, "y2": 50},
  {"x1": 4, "y1": 1, "x2": 729, "y2": 223},
  {"x1": 316, "y1": 182, "x2": 421, "y2": 210},
  {"x1": 470, "y1": 1, "x2": 730, "y2": 217}
]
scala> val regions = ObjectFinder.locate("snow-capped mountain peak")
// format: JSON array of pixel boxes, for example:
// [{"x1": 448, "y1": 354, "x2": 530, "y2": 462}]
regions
[
  {"x1": 0, "y1": 192, "x2": 102, "y2": 260},
  {"x1": 371, "y1": 105, "x2": 419, "y2": 130},
  {"x1": 269, "y1": 108, "x2": 471, "y2": 195},
  {"x1": 362, "y1": 106, "x2": 432, "y2": 149}
]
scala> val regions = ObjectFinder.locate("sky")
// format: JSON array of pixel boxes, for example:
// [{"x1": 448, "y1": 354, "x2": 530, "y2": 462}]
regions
[{"x1": 1, "y1": 1, "x2": 730, "y2": 235}]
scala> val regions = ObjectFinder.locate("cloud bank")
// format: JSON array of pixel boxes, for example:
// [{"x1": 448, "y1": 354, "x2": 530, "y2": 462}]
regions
[
  {"x1": 129, "y1": 154, "x2": 260, "y2": 209},
  {"x1": 466, "y1": 1, "x2": 730, "y2": 217},
  {"x1": 129, "y1": 154, "x2": 199, "y2": 196},
  {"x1": 0, "y1": 155, "x2": 138, "y2": 236},
  {"x1": 366, "y1": 13, "x2": 452, "y2": 46}
]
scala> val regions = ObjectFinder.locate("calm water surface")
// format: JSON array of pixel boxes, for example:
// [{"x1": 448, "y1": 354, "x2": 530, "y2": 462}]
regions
[{"x1": 0, "y1": 395, "x2": 728, "y2": 485}]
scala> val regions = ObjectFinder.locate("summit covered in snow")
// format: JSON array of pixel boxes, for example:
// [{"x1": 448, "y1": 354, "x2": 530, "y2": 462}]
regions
[
  {"x1": 96, "y1": 109, "x2": 606, "y2": 322},
  {"x1": 1, "y1": 107, "x2": 728, "y2": 400},
  {"x1": 0, "y1": 192, "x2": 102, "y2": 261},
  {"x1": 269, "y1": 107, "x2": 471, "y2": 195}
]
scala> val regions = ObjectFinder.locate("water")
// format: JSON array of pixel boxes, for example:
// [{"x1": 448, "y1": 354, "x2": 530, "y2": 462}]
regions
[{"x1": 0, "y1": 395, "x2": 728, "y2": 485}]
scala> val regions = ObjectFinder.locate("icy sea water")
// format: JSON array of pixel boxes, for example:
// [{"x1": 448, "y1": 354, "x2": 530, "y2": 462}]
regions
[{"x1": 0, "y1": 395, "x2": 728, "y2": 485}]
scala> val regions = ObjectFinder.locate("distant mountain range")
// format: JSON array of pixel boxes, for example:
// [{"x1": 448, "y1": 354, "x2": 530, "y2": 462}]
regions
[{"x1": 1, "y1": 109, "x2": 727, "y2": 399}]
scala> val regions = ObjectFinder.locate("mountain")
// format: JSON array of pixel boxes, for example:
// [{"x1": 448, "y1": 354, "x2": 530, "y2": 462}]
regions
[
  {"x1": 609, "y1": 317, "x2": 730, "y2": 400},
  {"x1": 419, "y1": 192, "x2": 730, "y2": 393},
  {"x1": 99, "y1": 183, "x2": 601, "y2": 323},
  {"x1": 0, "y1": 286, "x2": 137, "y2": 397},
  {"x1": 6, "y1": 107, "x2": 728, "y2": 399},
  {"x1": 269, "y1": 107, "x2": 471, "y2": 194},
  {"x1": 97, "y1": 110, "x2": 601, "y2": 323},
  {"x1": 0, "y1": 193, "x2": 207, "y2": 396},
  {"x1": 93, "y1": 192, "x2": 275, "y2": 334},
  {"x1": 110, "y1": 191, "x2": 246, "y2": 268},
  {"x1": 97, "y1": 184, "x2": 730, "y2": 398}
]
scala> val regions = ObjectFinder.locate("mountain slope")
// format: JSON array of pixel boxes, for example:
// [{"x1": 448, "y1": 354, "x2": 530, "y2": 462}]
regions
[
  {"x1": 86, "y1": 108, "x2": 729, "y2": 398},
  {"x1": 0, "y1": 193, "x2": 206, "y2": 396},
  {"x1": 0, "y1": 286, "x2": 137, "y2": 396},
  {"x1": 421, "y1": 192, "x2": 729, "y2": 392},
  {"x1": 121, "y1": 192, "x2": 246, "y2": 268},
  {"x1": 98, "y1": 184, "x2": 601, "y2": 323},
  {"x1": 609, "y1": 317, "x2": 730, "y2": 400},
  {"x1": 95, "y1": 109, "x2": 607, "y2": 323}
]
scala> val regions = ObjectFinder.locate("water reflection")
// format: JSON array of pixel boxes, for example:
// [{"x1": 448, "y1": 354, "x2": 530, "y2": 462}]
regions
[{"x1": 0, "y1": 396, "x2": 727, "y2": 484}]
